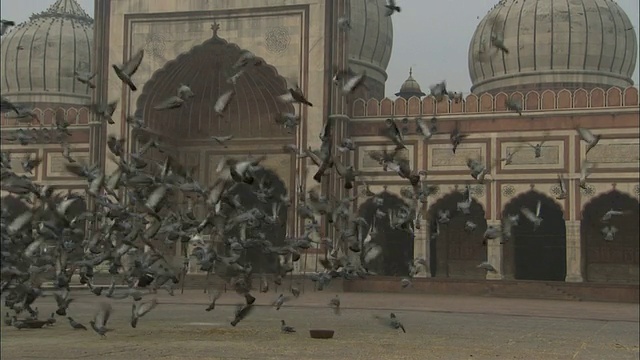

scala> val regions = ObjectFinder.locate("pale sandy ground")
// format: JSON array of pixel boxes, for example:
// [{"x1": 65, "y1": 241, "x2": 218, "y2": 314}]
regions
[{"x1": 1, "y1": 289, "x2": 638, "y2": 360}]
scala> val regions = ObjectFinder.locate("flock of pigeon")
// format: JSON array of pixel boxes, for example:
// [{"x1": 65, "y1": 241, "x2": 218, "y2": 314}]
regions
[{"x1": 0, "y1": 0, "x2": 631, "y2": 339}]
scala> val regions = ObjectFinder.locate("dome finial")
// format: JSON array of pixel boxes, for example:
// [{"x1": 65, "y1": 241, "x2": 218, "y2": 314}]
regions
[
  {"x1": 211, "y1": 21, "x2": 221, "y2": 38},
  {"x1": 30, "y1": 0, "x2": 93, "y2": 24},
  {"x1": 409, "y1": 67, "x2": 412, "y2": 77}
]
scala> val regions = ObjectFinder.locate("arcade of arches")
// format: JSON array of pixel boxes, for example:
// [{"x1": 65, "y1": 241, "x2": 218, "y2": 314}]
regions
[{"x1": 412, "y1": 189, "x2": 638, "y2": 284}]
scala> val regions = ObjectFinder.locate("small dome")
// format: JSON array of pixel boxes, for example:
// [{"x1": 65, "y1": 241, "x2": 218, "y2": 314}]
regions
[
  {"x1": 0, "y1": 0, "x2": 94, "y2": 105},
  {"x1": 348, "y1": 0, "x2": 394, "y2": 97},
  {"x1": 395, "y1": 68, "x2": 426, "y2": 98},
  {"x1": 468, "y1": 0, "x2": 638, "y2": 94}
]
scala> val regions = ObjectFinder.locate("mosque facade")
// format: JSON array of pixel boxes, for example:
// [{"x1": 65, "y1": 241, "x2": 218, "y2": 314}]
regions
[{"x1": 1, "y1": 0, "x2": 638, "y2": 287}]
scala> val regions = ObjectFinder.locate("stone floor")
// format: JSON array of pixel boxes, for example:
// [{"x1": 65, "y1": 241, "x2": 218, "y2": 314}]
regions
[{"x1": 1, "y1": 289, "x2": 638, "y2": 360}]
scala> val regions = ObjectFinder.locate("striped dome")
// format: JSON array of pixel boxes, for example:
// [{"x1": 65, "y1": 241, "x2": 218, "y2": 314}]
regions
[
  {"x1": 468, "y1": 0, "x2": 638, "y2": 94},
  {"x1": 0, "y1": 0, "x2": 93, "y2": 105}
]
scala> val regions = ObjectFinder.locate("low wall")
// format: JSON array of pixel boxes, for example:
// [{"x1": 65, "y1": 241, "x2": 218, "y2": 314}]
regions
[
  {"x1": 342, "y1": 276, "x2": 640, "y2": 303},
  {"x1": 82, "y1": 273, "x2": 638, "y2": 303}
]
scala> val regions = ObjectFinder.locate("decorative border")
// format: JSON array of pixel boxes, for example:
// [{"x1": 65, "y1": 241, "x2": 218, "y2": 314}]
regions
[
  {"x1": 42, "y1": 148, "x2": 90, "y2": 180},
  {"x1": 426, "y1": 138, "x2": 491, "y2": 174},
  {"x1": 496, "y1": 135, "x2": 568, "y2": 173}
]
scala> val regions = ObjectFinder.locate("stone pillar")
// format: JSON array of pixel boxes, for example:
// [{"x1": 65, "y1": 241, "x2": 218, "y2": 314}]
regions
[
  {"x1": 565, "y1": 220, "x2": 584, "y2": 282},
  {"x1": 413, "y1": 216, "x2": 431, "y2": 278},
  {"x1": 485, "y1": 220, "x2": 504, "y2": 280}
]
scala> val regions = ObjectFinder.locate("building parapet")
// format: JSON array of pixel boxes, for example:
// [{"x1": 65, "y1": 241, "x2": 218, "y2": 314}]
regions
[{"x1": 351, "y1": 86, "x2": 640, "y2": 118}]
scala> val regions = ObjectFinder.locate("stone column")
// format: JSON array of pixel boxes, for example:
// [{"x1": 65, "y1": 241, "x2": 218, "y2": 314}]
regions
[
  {"x1": 485, "y1": 220, "x2": 504, "y2": 280},
  {"x1": 413, "y1": 217, "x2": 431, "y2": 278},
  {"x1": 565, "y1": 220, "x2": 583, "y2": 282}
]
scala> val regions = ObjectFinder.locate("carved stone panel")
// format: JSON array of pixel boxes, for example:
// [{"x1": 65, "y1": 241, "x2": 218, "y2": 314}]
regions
[
  {"x1": 428, "y1": 143, "x2": 486, "y2": 171},
  {"x1": 584, "y1": 139, "x2": 640, "y2": 167},
  {"x1": 47, "y1": 152, "x2": 89, "y2": 177},
  {"x1": 358, "y1": 145, "x2": 415, "y2": 171},
  {"x1": 588, "y1": 247, "x2": 639, "y2": 264},
  {"x1": 500, "y1": 141, "x2": 563, "y2": 170},
  {"x1": 8, "y1": 152, "x2": 37, "y2": 178}
]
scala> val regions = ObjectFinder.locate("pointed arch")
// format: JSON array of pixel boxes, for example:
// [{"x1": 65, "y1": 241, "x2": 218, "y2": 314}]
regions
[
  {"x1": 357, "y1": 191, "x2": 414, "y2": 276},
  {"x1": 135, "y1": 33, "x2": 295, "y2": 141},
  {"x1": 0, "y1": 194, "x2": 29, "y2": 221},
  {"x1": 501, "y1": 190, "x2": 566, "y2": 281},
  {"x1": 66, "y1": 196, "x2": 88, "y2": 246},
  {"x1": 427, "y1": 189, "x2": 487, "y2": 279},
  {"x1": 224, "y1": 169, "x2": 288, "y2": 274},
  {"x1": 580, "y1": 190, "x2": 639, "y2": 283}
]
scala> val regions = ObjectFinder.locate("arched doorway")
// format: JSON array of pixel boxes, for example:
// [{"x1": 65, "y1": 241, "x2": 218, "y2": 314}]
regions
[
  {"x1": 502, "y1": 190, "x2": 566, "y2": 281},
  {"x1": 64, "y1": 195, "x2": 88, "y2": 257},
  {"x1": 428, "y1": 189, "x2": 488, "y2": 278},
  {"x1": 134, "y1": 30, "x2": 295, "y2": 141},
  {"x1": 1, "y1": 194, "x2": 29, "y2": 221},
  {"x1": 357, "y1": 191, "x2": 414, "y2": 276},
  {"x1": 581, "y1": 190, "x2": 639, "y2": 283},
  {"x1": 224, "y1": 169, "x2": 288, "y2": 274}
]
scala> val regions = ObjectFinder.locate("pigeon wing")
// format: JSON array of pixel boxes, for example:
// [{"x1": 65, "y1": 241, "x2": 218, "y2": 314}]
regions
[
  {"x1": 122, "y1": 49, "x2": 145, "y2": 76},
  {"x1": 576, "y1": 127, "x2": 595, "y2": 143}
]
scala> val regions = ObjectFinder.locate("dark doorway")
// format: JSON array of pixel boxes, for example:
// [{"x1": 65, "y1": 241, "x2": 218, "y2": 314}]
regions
[
  {"x1": 428, "y1": 190, "x2": 488, "y2": 279},
  {"x1": 1, "y1": 194, "x2": 30, "y2": 221},
  {"x1": 224, "y1": 169, "x2": 288, "y2": 274},
  {"x1": 581, "y1": 190, "x2": 640, "y2": 283},
  {"x1": 357, "y1": 191, "x2": 414, "y2": 276},
  {"x1": 503, "y1": 190, "x2": 566, "y2": 281}
]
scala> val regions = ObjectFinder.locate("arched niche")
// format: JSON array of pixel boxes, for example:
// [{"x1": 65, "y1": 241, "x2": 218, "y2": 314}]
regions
[
  {"x1": 502, "y1": 190, "x2": 566, "y2": 281},
  {"x1": 580, "y1": 190, "x2": 639, "y2": 283},
  {"x1": 427, "y1": 190, "x2": 487, "y2": 279},
  {"x1": 134, "y1": 32, "x2": 295, "y2": 141},
  {"x1": 357, "y1": 191, "x2": 414, "y2": 276},
  {"x1": 65, "y1": 196, "x2": 88, "y2": 255},
  {"x1": 223, "y1": 169, "x2": 288, "y2": 274},
  {"x1": 1, "y1": 194, "x2": 30, "y2": 221}
]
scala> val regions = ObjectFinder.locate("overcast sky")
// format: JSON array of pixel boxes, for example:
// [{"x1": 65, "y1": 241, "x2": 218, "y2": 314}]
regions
[{"x1": 2, "y1": 0, "x2": 639, "y2": 98}]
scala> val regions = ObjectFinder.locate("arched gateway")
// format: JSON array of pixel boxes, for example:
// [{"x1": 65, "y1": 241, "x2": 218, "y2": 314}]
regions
[{"x1": 502, "y1": 190, "x2": 566, "y2": 281}]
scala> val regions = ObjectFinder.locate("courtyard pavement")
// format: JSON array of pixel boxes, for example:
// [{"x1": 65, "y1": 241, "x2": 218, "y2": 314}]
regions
[{"x1": 1, "y1": 288, "x2": 638, "y2": 360}]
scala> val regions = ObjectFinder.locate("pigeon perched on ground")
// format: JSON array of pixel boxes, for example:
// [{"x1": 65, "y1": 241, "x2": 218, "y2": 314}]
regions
[
  {"x1": 67, "y1": 317, "x2": 87, "y2": 330},
  {"x1": 375, "y1": 313, "x2": 406, "y2": 333},
  {"x1": 329, "y1": 295, "x2": 341, "y2": 315},
  {"x1": 280, "y1": 320, "x2": 296, "y2": 333}
]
